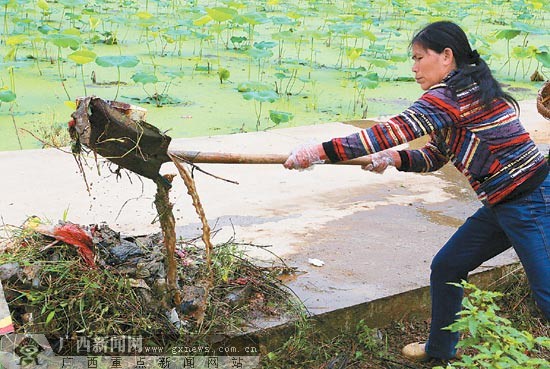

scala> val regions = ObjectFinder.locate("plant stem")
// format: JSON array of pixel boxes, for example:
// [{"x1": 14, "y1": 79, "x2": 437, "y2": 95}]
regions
[
  {"x1": 256, "y1": 101, "x2": 263, "y2": 130},
  {"x1": 8, "y1": 66, "x2": 15, "y2": 93},
  {"x1": 3, "y1": 4, "x2": 7, "y2": 43},
  {"x1": 32, "y1": 41, "x2": 43, "y2": 76},
  {"x1": 57, "y1": 47, "x2": 64, "y2": 79},
  {"x1": 153, "y1": 175, "x2": 180, "y2": 308},
  {"x1": 10, "y1": 105, "x2": 23, "y2": 150},
  {"x1": 115, "y1": 66, "x2": 121, "y2": 100},
  {"x1": 80, "y1": 65, "x2": 87, "y2": 96}
]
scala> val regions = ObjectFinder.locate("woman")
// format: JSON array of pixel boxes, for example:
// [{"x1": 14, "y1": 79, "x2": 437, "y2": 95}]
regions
[{"x1": 284, "y1": 21, "x2": 549, "y2": 362}]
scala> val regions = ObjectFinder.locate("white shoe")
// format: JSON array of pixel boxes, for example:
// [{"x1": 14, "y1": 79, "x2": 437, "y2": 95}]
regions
[{"x1": 402, "y1": 342, "x2": 428, "y2": 362}]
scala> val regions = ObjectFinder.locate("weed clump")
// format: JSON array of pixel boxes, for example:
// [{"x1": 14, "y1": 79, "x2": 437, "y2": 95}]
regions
[
  {"x1": 0, "y1": 220, "x2": 301, "y2": 355},
  {"x1": 433, "y1": 281, "x2": 549, "y2": 369}
]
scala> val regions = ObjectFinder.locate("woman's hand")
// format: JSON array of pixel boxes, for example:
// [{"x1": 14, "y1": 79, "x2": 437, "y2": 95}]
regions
[
  {"x1": 362, "y1": 150, "x2": 400, "y2": 174},
  {"x1": 284, "y1": 143, "x2": 327, "y2": 170}
]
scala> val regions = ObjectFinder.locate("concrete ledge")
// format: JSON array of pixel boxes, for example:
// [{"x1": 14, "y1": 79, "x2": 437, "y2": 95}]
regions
[{"x1": 241, "y1": 263, "x2": 520, "y2": 354}]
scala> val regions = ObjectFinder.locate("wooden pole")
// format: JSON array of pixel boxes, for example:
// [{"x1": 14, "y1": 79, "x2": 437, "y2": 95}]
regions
[{"x1": 169, "y1": 150, "x2": 372, "y2": 166}]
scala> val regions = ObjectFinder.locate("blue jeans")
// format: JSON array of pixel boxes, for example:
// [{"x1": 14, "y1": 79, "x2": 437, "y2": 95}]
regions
[{"x1": 426, "y1": 173, "x2": 550, "y2": 360}]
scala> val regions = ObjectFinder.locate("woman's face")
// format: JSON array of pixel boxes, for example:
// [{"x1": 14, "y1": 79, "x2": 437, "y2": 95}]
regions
[{"x1": 411, "y1": 43, "x2": 456, "y2": 90}]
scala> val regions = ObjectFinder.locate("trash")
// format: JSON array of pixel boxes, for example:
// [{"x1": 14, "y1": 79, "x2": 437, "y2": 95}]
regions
[
  {"x1": 2, "y1": 218, "x2": 299, "y2": 348},
  {"x1": 128, "y1": 278, "x2": 151, "y2": 290},
  {"x1": 0, "y1": 281, "x2": 14, "y2": 334},
  {"x1": 308, "y1": 258, "x2": 325, "y2": 267},
  {"x1": 93, "y1": 224, "x2": 165, "y2": 274},
  {"x1": 34, "y1": 222, "x2": 96, "y2": 268},
  {"x1": 167, "y1": 308, "x2": 184, "y2": 329}
]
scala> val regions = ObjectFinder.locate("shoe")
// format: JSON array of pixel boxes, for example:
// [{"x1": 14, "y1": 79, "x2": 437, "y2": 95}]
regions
[{"x1": 402, "y1": 342, "x2": 428, "y2": 362}]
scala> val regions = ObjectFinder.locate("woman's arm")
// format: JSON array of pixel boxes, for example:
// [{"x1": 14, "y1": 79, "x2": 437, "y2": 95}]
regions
[
  {"x1": 322, "y1": 88, "x2": 459, "y2": 163},
  {"x1": 397, "y1": 137, "x2": 450, "y2": 173}
]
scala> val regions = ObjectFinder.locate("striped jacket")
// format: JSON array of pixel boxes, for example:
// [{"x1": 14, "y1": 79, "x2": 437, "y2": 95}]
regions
[{"x1": 322, "y1": 72, "x2": 547, "y2": 205}]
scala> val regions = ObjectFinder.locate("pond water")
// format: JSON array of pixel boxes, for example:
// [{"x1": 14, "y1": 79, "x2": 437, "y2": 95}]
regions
[{"x1": 0, "y1": 0, "x2": 547, "y2": 151}]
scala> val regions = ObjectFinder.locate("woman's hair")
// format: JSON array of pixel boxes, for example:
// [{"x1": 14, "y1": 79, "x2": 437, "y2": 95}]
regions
[{"x1": 411, "y1": 21, "x2": 518, "y2": 110}]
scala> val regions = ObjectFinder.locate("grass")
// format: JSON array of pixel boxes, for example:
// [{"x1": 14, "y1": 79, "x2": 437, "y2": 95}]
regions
[
  {"x1": 260, "y1": 268, "x2": 549, "y2": 369},
  {"x1": 0, "y1": 221, "x2": 301, "y2": 355}
]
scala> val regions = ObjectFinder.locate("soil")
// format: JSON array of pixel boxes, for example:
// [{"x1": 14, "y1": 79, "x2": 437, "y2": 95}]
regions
[{"x1": 319, "y1": 277, "x2": 550, "y2": 369}]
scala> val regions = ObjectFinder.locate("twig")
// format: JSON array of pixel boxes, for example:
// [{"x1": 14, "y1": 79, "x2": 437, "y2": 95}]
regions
[
  {"x1": 233, "y1": 240, "x2": 292, "y2": 270},
  {"x1": 10, "y1": 110, "x2": 22, "y2": 150},
  {"x1": 0, "y1": 216, "x2": 13, "y2": 245},
  {"x1": 512, "y1": 291, "x2": 531, "y2": 311},
  {"x1": 72, "y1": 153, "x2": 91, "y2": 194},
  {"x1": 20, "y1": 127, "x2": 94, "y2": 193},
  {"x1": 39, "y1": 240, "x2": 60, "y2": 252},
  {"x1": 170, "y1": 152, "x2": 239, "y2": 185},
  {"x1": 19, "y1": 128, "x2": 73, "y2": 154},
  {"x1": 374, "y1": 356, "x2": 421, "y2": 369},
  {"x1": 487, "y1": 265, "x2": 523, "y2": 289},
  {"x1": 114, "y1": 173, "x2": 145, "y2": 222}
]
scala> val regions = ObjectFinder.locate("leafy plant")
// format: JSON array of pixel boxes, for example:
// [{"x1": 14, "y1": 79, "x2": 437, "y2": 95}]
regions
[
  {"x1": 496, "y1": 22, "x2": 549, "y2": 79},
  {"x1": 0, "y1": 87, "x2": 21, "y2": 149},
  {"x1": 238, "y1": 81, "x2": 279, "y2": 130},
  {"x1": 269, "y1": 110, "x2": 293, "y2": 127},
  {"x1": 434, "y1": 281, "x2": 550, "y2": 369},
  {"x1": 246, "y1": 41, "x2": 276, "y2": 81},
  {"x1": 217, "y1": 67, "x2": 230, "y2": 84},
  {"x1": 67, "y1": 49, "x2": 97, "y2": 96},
  {"x1": 130, "y1": 70, "x2": 183, "y2": 107},
  {"x1": 352, "y1": 72, "x2": 379, "y2": 118},
  {"x1": 534, "y1": 46, "x2": 550, "y2": 79},
  {"x1": 262, "y1": 312, "x2": 387, "y2": 368},
  {"x1": 95, "y1": 55, "x2": 140, "y2": 100},
  {"x1": 235, "y1": 11, "x2": 269, "y2": 47},
  {"x1": 46, "y1": 29, "x2": 83, "y2": 81},
  {"x1": 205, "y1": 7, "x2": 237, "y2": 65}
]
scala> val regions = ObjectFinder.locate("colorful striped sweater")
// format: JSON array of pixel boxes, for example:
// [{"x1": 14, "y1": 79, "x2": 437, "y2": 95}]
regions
[{"x1": 322, "y1": 72, "x2": 548, "y2": 206}]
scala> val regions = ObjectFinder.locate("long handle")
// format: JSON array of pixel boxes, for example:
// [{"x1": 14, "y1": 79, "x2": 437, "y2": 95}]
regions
[{"x1": 169, "y1": 150, "x2": 372, "y2": 166}]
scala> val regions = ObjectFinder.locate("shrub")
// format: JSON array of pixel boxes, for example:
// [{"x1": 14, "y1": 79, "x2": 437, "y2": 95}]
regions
[{"x1": 435, "y1": 281, "x2": 550, "y2": 369}]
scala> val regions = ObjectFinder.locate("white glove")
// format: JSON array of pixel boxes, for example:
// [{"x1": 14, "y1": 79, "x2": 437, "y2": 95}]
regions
[
  {"x1": 283, "y1": 143, "x2": 326, "y2": 170},
  {"x1": 361, "y1": 150, "x2": 395, "y2": 174}
]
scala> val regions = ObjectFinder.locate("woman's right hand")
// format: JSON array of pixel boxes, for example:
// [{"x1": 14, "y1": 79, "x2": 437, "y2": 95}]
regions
[{"x1": 283, "y1": 143, "x2": 327, "y2": 170}]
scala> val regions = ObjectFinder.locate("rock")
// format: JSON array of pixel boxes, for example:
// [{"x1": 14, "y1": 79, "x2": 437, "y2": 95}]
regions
[
  {"x1": 179, "y1": 286, "x2": 206, "y2": 316},
  {"x1": 223, "y1": 285, "x2": 252, "y2": 307},
  {"x1": 0, "y1": 263, "x2": 21, "y2": 281}
]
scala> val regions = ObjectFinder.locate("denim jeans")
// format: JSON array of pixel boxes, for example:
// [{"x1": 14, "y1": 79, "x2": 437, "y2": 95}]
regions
[{"x1": 426, "y1": 173, "x2": 550, "y2": 360}]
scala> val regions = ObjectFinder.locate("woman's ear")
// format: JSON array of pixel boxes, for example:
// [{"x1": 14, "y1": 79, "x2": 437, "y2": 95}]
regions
[{"x1": 442, "y1": 47, "x2": 456, "y2": 67}]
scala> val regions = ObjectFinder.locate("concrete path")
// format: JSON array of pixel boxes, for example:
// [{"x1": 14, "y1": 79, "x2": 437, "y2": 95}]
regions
[{"x1": 0, "y1": 100, "x2": 548, "y2": 319}]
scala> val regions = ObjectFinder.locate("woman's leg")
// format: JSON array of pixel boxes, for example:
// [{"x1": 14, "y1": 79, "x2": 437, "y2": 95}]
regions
[
  {"x1": 426, "y1": 205, "x2": 512, "y2": 359},
  {"x1": 495, "y1": 175, "x2": 550, "y2": 319}
]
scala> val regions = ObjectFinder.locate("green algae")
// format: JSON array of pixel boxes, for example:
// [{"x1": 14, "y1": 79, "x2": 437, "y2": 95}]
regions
[{"x1": 0, "y1": 0, "x2": 547, "y2": 152}]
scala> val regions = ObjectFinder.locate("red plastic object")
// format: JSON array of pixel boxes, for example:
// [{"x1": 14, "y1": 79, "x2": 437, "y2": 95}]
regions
[{"x1": 52, "y1": 223, "x2": 96, "y2": 268}]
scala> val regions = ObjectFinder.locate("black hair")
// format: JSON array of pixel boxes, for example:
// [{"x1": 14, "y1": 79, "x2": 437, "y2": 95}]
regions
[{"x1": 411, "y1": 21, "x2": 518, "y2": 111}]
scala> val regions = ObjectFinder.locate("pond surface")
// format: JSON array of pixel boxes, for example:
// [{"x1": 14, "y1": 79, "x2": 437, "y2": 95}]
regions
[{"x1": 0, "y1": 0, "x2": 546, "y2": 151}]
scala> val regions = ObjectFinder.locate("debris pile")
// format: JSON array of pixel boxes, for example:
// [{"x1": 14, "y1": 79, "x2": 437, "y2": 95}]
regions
[{"x1": 0, "y1": 220, "x2": 300, "y2": 354}]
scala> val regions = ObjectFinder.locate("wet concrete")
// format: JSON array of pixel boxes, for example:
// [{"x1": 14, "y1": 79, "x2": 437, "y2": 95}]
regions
[{"x1": 0, "y1": 100, "x2": 548, "y2": 344}]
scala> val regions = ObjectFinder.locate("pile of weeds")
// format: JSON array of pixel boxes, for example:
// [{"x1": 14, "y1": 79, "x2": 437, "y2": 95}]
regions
[{"x1": 0, "y1": 223, "x2": 302, "y2": 354}]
